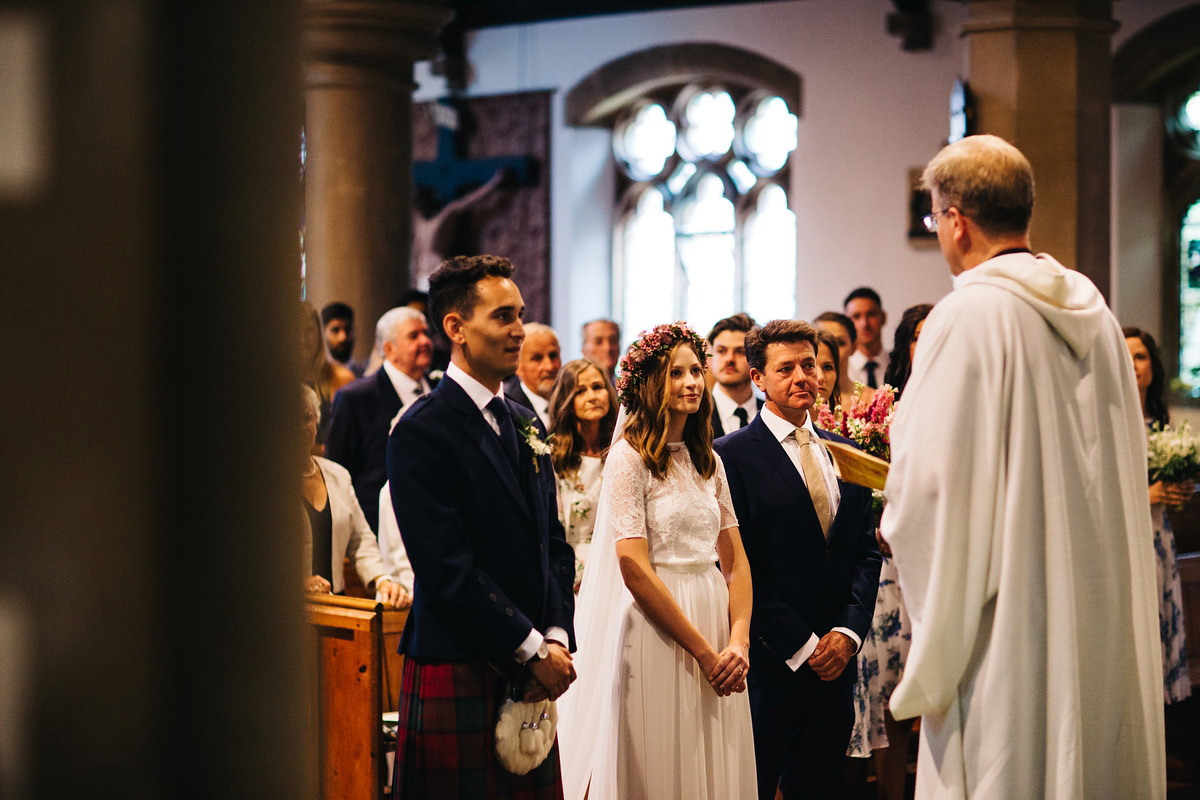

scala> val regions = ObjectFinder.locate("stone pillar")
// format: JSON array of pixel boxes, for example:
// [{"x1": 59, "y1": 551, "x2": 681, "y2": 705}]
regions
[
  {"x1": 960, "y1": 0, "x2": 1117, "y2": 297},
  {"x1": 303, "y1": 1, "x2": 453, "y2": 362}
]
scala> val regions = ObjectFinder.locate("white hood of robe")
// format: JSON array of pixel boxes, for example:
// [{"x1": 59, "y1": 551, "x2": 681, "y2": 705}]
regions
[{"x1": 953, "y1": 252, "x2": 1109, "y2": 361}]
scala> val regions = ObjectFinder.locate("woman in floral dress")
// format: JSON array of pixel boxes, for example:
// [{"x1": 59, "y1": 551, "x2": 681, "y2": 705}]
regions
[
  {"x1": 1125, "y1": 326, "x2": 1192, "y2": 704},
  {"x1": 846, "y1": 304, "x2": 930, "y2": 800}
]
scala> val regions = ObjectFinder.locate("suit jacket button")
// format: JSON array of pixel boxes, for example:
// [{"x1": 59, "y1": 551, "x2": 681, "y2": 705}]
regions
[
  {"x1": 489, "y1": 593, "x2": 497, "y2": 602},
  {"x1": 505, "y1": 608, "x2": 514, "y2": 617}
]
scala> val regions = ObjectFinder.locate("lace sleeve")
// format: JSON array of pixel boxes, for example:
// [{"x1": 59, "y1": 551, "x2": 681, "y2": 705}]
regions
[
  {"x1": 714, "y1": 454, "x2": 739, "y2": 531},
  {"x1": 603, "y1": 439, "x2": 648, "y2": 540}
]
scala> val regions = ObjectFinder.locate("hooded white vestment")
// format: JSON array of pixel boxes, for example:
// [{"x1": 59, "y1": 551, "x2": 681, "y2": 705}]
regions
[{"x1": 881, "y1": 252, "x2": 1165, "y2": 799}]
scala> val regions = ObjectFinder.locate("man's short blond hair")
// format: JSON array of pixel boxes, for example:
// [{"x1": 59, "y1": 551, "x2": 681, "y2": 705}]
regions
[{"x1": 922, "y1": 134, "x2": 1034, "y2": 237}]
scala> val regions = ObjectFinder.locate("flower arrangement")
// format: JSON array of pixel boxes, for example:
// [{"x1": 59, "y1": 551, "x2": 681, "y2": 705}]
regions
[
  {"x1": 615, "y1": 321, "x2": 709, "y2": 408},
  {"x1": 1147, "y1": 421, "x2": 1200, "y2": 483},
  {"x1": 515, "y1": 416, "x2": 553, "y2": 473},
  {"x1": 814, "y1": 384, "x2": 897, "y2": 462}
]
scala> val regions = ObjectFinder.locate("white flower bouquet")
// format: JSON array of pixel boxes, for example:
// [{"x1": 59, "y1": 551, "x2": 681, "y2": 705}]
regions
[{"x1": 1147, "y1": 421, "x2": 1200, "y2": 482}]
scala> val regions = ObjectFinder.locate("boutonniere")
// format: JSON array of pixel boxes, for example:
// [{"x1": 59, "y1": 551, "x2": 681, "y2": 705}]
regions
[
  {"x1": 428, "y1": 369, "x2": 444, "y2": 386},
  {"x1": 515, "y1": 416, "x2": 553, "y2": 472}
]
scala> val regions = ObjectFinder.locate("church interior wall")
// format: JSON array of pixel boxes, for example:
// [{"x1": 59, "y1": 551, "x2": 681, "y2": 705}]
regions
[{"x1": 416, "y1": 0, "x2": 1200, "y2": 358}]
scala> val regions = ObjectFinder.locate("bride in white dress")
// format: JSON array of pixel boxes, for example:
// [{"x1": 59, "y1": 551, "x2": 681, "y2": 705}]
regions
[{"x1": 558, "y1": 322, "x2": 758, "y2": 800}]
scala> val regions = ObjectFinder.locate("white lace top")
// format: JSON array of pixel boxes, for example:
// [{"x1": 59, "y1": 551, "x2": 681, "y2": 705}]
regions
[{"x1": 605, "y1": 438, "x2": 738, "y2": 566}]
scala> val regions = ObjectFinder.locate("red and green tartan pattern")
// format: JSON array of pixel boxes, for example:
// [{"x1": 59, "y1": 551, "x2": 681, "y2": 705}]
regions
[{"x1": 392, "y1": 658, "x2": 564, "y2": 799}]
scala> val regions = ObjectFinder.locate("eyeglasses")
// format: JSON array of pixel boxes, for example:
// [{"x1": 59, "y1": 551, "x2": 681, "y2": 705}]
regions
[{"x1": 922, "y1": 208, "x2": 951, "y2": 233}]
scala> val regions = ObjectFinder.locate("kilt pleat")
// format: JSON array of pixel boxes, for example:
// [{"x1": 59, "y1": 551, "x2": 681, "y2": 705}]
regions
[{"x1": 392, "y1": 658, "x2": 565, "y2": 800}]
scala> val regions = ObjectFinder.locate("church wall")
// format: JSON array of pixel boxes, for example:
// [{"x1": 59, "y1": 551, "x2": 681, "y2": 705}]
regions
[{"x1": 417, "y1": 0, "x2": 1199, "y2": 358}]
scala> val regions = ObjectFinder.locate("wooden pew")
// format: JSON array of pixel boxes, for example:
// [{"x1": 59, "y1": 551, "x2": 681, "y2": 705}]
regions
[{"x1": 305, "y1": 595, "x2": 408, "y2": 800}]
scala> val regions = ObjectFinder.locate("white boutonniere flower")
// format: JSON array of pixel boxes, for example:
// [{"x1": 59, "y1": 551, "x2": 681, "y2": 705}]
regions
[{"x1": 515, "y1": 416, "x2": 553, "y2": 472}]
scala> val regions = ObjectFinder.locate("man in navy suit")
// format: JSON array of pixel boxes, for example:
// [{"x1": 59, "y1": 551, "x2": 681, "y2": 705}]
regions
[
  {"x1": 387, "y1": 255, "x2": 577, "y2": 799},
  {"x1": 713, "y1": 319, "x2": 881, "y2": 800},
  {"x1": 325, "y1": 306, "x2": 433, "y2": 531}
]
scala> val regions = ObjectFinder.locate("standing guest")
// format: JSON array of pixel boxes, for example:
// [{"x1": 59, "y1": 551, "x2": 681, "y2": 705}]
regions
[
  {"x1": 321, "y1": 301, "x2": 365, "y2": 377},
  {"x1": 883, "y1": 134, "x2": 1164, "y2": 798},
  {"x1": 843, "y1": 288, "x2": 889, "y2": 389},
  {"x1": 558, "y1": 322, "x2": 756, "y2": 800},
  {"x1": 300, "y1": 385, "x2": 407, "y2": 608},
  {"x1": 1124, "y1": 326, "x2": 1192, "y2": 704},
  {"x1": 301, "y1": 301, "x2": 356, "y2": 451},
  {"x1": 546, "y1": 358, "x2": 618, "y2": 590},
  {"x1": 388, "y1": 255, "x2": 577, "y2": 799},
  {"x1": 814, "y1": 330, "x2": 842, "y2": 412},
  {"x1": 503, "y1": 322, "x2": 562, "y2": 429},
  {"x1": 846, "y1": 303, "x2": 931, "y2": 800},
  {"x1": 815, "y1": 311, "x2": 874, "y2": 409},
  {"x1": 397, "y1": 287, "x2": 451, "y2": 372},
  {"x1": 707, "y1": 313, "x2": 764, "y2": 437},
  {"x1": 714, "y1": 319, "x2": 881, "y2": 800},
  {"x1": 581, "y1": 318, "x2": 621, "y2": 377},
  {"x1": 326, "y1": 307, "x2": 434, "y2": 532}
]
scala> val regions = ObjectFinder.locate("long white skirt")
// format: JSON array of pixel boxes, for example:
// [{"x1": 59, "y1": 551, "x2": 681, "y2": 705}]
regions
[{"x1": 613, "y1": 563, "x2": 757, "y2": 799}]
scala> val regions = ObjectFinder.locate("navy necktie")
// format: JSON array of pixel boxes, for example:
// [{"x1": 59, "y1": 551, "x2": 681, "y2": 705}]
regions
[
  {"x1": 865, "y1": 361, "x2": 878, "y2": 389},
  {"x1": 486, "y1": 397, "x2": 521, "y2": 469},
  {"x1": 733, "y1": 407, "x2": 749, "y2": 429}
]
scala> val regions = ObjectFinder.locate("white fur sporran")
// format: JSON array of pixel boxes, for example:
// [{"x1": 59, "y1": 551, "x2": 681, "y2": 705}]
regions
[{"x1": 495, "y1": 696, "x2": 557, "y2": 775}]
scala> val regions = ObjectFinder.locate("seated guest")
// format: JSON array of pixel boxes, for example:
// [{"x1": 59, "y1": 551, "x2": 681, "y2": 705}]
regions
[
  {"x1": 503, "y1": 322, "x2": 562, "y2": 429},
  {"x1": 581, "y1": 318, "x2": 621, "y2": 377},
  {"x1": 814, "y1": 311, "x2": 873, "y2": 408},
  {"x1": 814, "y1": 330, "x2": 842, "y2": 413},
  {"x1": 302, "y1": 301, "x2": 356, "y2": 451},
  {"x1": 301, "y1": 385, "x2": 407, "y2": 608},
  {"x1": 321, "y1": 301, "x2": 366, "y2": 377},
  {"x1": 546, "y1": 358, "x2": 618, "y2": 590},
  {"x1": 707, "y1": 313, "x2": 763, "y2": 437},
  {"x1": 325, "y1": 306, "x2": 434, "y2": 531}
]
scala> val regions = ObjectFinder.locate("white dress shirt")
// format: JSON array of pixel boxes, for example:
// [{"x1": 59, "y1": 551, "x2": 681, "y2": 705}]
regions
[
  {"x1": 444, "y1": 362, "x2": 568, "y2": 660},
  {"x1": 712, "y1": 384, "x2": 759, "y2": 433},
  {"x1": 382, "y1": 359, "x2": 431, "y2": 404},
  {"x1": 758, "y1": 406, "x2": 862, "y2": 668},
  {"x1": 847, "y1": 348, "x2": 890, "y2": 389},
  {"x1": 519, "y1": 381, "x2": 552, "y2": 429}
]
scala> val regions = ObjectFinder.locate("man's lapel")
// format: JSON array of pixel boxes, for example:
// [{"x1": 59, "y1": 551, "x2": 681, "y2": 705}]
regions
[
  {"x1": 440, "y1": 379, "x2": 533, "y2": 521},
  {"x1": 750, "y1": 415, "x2": 824, "y2": 542},
  {"x1": 377, "y1": 366, "x2": 403, "y2": 412}
]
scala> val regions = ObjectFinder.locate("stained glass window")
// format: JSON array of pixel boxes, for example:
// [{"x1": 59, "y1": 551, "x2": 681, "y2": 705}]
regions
[
  {"x1": 613, "y1": 85, "x2": 797, "y2": 339},
  {"x1": 1178, "y1": 199, "x2": 1200, "y2": 393}
]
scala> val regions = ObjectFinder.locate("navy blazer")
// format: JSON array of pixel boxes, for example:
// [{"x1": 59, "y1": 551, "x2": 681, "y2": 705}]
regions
[
  {"x1": 387, "y1": 376, "x2": 576, "y2": 662},
  {"x1": 325, "y1": 369, "x2": 405, "y2": 532},
  {"x1": 714, "y1": 415, "x2": 881, "y2": 667},
  {"x1": 502, "y1": 374, "x2": 537, "y2": 415}
]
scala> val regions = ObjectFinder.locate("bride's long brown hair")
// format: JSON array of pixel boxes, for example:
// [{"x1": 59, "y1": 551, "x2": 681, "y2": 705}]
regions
[{"x1": 622, "y1": 341, "x2": 716, "y2": 480}]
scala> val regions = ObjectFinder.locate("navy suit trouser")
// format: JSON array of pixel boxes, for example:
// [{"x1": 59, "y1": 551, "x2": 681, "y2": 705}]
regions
[{"x1": 749, "y1": 648, "x2": 856, "y2": 800}]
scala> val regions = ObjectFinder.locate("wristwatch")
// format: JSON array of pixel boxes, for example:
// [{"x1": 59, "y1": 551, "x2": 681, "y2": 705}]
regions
[{"x1": 528, "y1": 639, "x2": 550, "y2": 664}]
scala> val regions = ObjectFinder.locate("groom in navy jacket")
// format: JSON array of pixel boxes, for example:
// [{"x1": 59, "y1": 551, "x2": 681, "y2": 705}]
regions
[
  {"x1": 714, "y1": 319, "x2": 881, "y2": 800},
  {"x1": 387, "y1": 255, "x2": 577, "y2": 798}
]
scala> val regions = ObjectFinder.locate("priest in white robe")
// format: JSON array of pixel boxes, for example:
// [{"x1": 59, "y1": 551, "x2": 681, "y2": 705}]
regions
[{"x1": 882, "y1": 135, "x2": 1165, "y2": 800}]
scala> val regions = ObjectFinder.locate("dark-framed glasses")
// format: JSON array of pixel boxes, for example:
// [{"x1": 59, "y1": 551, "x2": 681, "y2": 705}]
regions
[{"x1": 922, "y1": 208, "x2": 951, "y2": 233}]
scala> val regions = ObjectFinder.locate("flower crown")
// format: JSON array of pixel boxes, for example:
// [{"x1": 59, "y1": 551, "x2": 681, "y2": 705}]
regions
[{"x1": 615, "y1": 321, "x2": 709, "y2": 408}]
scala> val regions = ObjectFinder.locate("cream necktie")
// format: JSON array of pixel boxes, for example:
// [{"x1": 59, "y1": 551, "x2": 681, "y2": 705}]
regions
[{"x1": 796, "y1": 428, "x2": 833, "y2": 538}]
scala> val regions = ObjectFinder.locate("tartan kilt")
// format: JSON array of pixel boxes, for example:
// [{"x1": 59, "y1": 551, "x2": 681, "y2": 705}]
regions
[{"x1": 392, "y1": 657, "x2": 565, "y2": 800}]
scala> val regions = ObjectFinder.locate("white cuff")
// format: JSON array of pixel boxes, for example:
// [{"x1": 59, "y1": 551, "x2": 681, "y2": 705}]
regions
[{"x1": 786, "y1": 634, "x2": 820, "y2": 671}]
